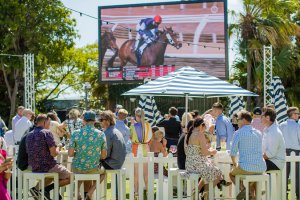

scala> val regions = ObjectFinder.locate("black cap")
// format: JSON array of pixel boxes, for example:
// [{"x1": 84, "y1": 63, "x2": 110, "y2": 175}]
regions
[{"x1": 253, "y1": 107, "x2": 262, "y2": 115}]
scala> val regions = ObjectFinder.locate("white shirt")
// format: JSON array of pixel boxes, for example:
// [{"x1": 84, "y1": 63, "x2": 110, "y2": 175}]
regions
[
  {"x1": 279, "y1": 119, "x2": 300, "y2": 150},
  {"x1": 3, "y1": 130, "x2": 14, "y2": 147},
  {"x1": 49, "y1": 121, "x2": 64, "y2": 145},
  {"x1": 14, "y1": 116, "x2": 32, "y2": 143},
  {"x1": 262, "y1": 123, "x2": 286, "y2": 169},
  {"x1": 12, "y1": 114, "x2": 22, "y2": 133}
]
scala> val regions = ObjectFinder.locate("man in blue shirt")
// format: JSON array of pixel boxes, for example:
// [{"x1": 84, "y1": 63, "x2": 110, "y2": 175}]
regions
[
  {"x1": 279, "y1": 106, "x2": 300, "y2": 199},
  {"x1": 212, "y1": 102, "x2": 234, "y2": 150},
  {"x1": 115, "y1": 109, "x2": 131, "y2": 154},
  {"x1": 230, "y1": 110, "x2": 266, "y2": 200},
  {"x1": 134, "y1": 15, "x2": 162, "y2": 65}
]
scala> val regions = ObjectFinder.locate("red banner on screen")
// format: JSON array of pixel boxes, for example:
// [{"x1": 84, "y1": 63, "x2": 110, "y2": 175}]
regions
[{"x1": 104, "y1": 65, "x2": 176, "y2": 81}]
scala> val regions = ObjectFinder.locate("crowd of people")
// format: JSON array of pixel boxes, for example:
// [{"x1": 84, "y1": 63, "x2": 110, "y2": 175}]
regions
[{"x1": 0, "y1": 103, "x2": 299, "y2": 200}]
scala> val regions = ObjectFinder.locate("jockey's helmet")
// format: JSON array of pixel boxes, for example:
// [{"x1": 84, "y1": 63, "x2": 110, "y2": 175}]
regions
[{"x1": 154, "y1": 15, "x2": 162, "y2": 24}]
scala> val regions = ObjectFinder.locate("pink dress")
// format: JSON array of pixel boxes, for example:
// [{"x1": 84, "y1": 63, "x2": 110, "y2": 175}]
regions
[{"x1": 0, "y1": 149, "x2": 11, "y2": 200}]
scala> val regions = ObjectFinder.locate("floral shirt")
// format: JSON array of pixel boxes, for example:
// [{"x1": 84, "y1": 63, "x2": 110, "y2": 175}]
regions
[
  {"x1": 69, "y1": 125, "x2": 107, "y2": 170},
  {"x1": 26, "y1": 127, "x2": 57, "y2": 172},
  {"x1": 66, "y1": 118, "x2": 82, "y2": 135}
]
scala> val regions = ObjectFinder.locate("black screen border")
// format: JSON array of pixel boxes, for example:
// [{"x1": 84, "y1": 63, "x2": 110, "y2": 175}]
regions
[{"x1": 98, "y1": 0, "x2": 228, "y2": 83}]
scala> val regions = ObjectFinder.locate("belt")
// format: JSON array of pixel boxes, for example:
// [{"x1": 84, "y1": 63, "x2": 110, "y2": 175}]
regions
[{"x1": 132, "y1": 142, "x2": 148, "y2": 145}]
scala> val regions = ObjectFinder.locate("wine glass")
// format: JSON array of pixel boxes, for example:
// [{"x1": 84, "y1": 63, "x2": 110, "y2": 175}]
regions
[
  {"x1": 169, "y1": 145, "x2": 177, "y2": 154},
  {"x1": 4, "y1": 156, "x2": 13, "y2": 173},
  {"x1": 6, "y1": 146, "x2": 15, "y2": 173}
]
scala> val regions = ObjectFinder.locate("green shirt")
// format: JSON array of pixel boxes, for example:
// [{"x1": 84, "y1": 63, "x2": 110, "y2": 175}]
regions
[{"x1": 69, "y1": 125, "x2": 107, "y2": 170}]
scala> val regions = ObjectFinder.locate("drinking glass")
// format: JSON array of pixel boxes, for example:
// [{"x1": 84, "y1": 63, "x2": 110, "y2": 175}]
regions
[{"x1": 169, "y1": 145, "x2": 177, "y2": 154}]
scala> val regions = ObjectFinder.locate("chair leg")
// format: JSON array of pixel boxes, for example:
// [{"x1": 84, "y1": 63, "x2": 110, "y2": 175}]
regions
[
  {"x1": 194, "y1": 178, "x2": 199, "y2": 200},
  {"x1": 96, "y1": 179, "x2": 101, "y2": 200},
  {"x1": 122, "y1": 171, "x2": 126, "y2": 200},
  {"x1": 54, "y1": 174, "x2": 59, "y2": 200},
  {"x1": 235, "y1": 176, "x2": 240, "y2": 198},
  {"x1": 75, "y1": 179, "x2": 78, "y2": 200},
  {"x1": 69, "y1": 174, "x2": 74, "y2": 200},
  {"x1": 103, "y1": 175, "x2": 107, "y2": 200},
  {"x1": 168, "y1": 171, "x2": 174, "y2": 199},
  {"x1": 245, "y1": 181, "x2": 249, "y2": 200},
  {"x1": 209, "y1": 181, "x2": 214, "y2": 200},
  {"x1": 178, "y1": 176, "x2": 183, "y2": 200},
  {"x1": 256, "y1": 181, "x2": 262, "y2": 200},
  {"x1": 41, "y1": 178, "x2": 45, "y2": 200},
  {"x1": 23, "y1": 177, "x2": 28, "y2": 200}
]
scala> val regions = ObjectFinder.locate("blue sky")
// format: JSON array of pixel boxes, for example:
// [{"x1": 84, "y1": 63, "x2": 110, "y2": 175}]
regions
[{"x1": 61, "y1": 0, "x2": 243, "y2": 75}]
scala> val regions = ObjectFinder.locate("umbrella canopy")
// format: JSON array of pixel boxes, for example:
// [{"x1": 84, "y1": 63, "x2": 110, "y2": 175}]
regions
[
  {"x1": 270, "y1": 76, "x2": 288, "y2": 123},
  {"x1": 138, "y1": 95, "x2": 161, "y2": 126},
  {"x1": 123, "y1": 67, "x2": 257, "y2": 98},
  {"x1": 229, "y1": 80, "x2": 245, "y2": 119}
]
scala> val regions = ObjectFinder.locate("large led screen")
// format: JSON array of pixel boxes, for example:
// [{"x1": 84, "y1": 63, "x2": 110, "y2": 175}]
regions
[{"x1": 99, "y1": 1, "x2": 228, "y2": 82}]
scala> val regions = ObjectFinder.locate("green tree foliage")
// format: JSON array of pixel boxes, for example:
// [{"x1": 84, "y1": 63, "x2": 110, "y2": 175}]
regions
[
  {"x1": 229, "y1": 0, "x2": 300, "y2": 108},
  {"x1": 0, "y1": 0, "x2": 77, "y2": 125}
]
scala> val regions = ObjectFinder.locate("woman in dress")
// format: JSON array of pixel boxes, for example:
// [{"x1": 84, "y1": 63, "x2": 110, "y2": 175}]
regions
[
  {"x1": 185, "y1": 117, "x2": 223, "y2": 198},
  {"x1": 130, "y1": 108, "x2": 152, "y2": 198}
]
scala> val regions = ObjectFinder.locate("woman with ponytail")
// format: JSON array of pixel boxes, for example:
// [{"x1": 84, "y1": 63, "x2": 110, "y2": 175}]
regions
[
  {"x1": 130, "y1": 108, "x2": 152, "y2": 198},
  {"x1": 185, "y1": 117, "x2": 223, "y2": 199}
]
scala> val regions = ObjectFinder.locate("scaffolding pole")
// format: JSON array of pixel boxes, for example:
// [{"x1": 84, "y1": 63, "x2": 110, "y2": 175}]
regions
[
  {"x1": 24, "y1": 54, "x2": 35, "y2": 111},
  {"x1": 263, "y1": 45, "x2": 272, "y2": 107}
]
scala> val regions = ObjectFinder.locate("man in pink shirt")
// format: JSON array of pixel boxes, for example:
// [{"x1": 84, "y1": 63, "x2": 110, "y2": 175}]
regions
[{"x1": 251, "y1": 107, "x2": 264, "y2": 133}]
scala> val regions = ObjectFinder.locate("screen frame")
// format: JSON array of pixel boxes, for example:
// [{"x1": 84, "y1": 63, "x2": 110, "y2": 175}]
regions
[{"x1": 98, "y1": 0, "x2": 228, "y2": 83}]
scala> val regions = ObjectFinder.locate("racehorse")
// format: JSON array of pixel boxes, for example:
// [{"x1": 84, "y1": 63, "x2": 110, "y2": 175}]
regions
[
  {"x1": 119, "y1": 27, "x2": 182, "y2": 66},
  {"x1": 100, "y1": 30, "x2": 119, "y2": 67}
]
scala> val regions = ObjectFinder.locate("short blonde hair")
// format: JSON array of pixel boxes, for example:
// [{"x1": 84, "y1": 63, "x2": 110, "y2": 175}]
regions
[
  {"x1": 69, "y1": 109, "x2": 80, "y2": 119},
  {"x1": 153, "y1": 130, "x2": 164, "y2": 140},
  {"x1": 22, "y1": 109, "x2": 34, "y2": 116},
  {"x1": 118, "y1": 109, "x2": 128, "y2": 120}
]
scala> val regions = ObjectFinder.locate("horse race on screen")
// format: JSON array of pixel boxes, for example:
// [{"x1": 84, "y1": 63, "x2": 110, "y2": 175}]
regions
[{"x1": 99, "y1": 1, "x2": 227, "y2": 82}]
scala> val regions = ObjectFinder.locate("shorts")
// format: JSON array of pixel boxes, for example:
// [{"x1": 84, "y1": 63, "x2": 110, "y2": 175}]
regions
[
  {"x1": 48, "y1": 164, "x2": 71, "y2": 180},
  {"x1": 265, "y1": 160, "x2": 280, "y2": 171},
  {"x1": 72, "y1": 168, "x2": 105, "y2": 174},
  {"x1": 230, "y1": 165, "x2": 262, "y2": 176}
]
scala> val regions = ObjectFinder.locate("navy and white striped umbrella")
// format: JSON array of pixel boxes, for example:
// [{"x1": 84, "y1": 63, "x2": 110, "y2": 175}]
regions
[
  {"x1": 229, "y1": 80, "x2": 245, "y2": 119},
  {"x1": 123, "y1": 67, "x2": 257, "y2": 98},
  {"x1": 123, "y1": 67, "x2": 256, "y2": 115},
  {"x1": 270, "y1": 76, "x2": 288, "y2": 123},
  {"x1": 138, "y1": 95, "x2": 161, "y2": 126}
]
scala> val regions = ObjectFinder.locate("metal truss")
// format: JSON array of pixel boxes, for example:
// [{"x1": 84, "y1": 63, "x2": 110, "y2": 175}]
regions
[
  {"x1": 264, "y1": 45, "x2": 273, "y2": 107},
  {"x1": 24, "y1": 54, "x2": 35, "y2": 111}
]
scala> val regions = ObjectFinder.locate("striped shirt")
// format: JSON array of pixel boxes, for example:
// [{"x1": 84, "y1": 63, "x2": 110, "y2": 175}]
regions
[{"x1": 230, "y1": 125, "x2": 266, "y2": 173}]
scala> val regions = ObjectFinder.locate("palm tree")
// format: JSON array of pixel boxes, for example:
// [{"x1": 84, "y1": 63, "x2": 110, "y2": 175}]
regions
[{"x1": 229, "y1": 0, "x2": 299, "y2": 109}]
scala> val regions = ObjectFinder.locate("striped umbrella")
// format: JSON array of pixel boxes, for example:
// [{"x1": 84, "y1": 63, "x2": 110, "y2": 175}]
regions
[
  {"x1": 123, "y1": 67, "x2": 257, "y2": 115},
  {"x1": 270, "y1": 76, "x2": 288, "y2": 123},
  {"x1": 229, "y1": 80, "x2": 245, "y2": 119},
  {"x1": 138, "y1": 95, "x2": 161, "y2": 126},
  {"x1": 138, "y1": 78, "x2": 161, "y2": 126}
]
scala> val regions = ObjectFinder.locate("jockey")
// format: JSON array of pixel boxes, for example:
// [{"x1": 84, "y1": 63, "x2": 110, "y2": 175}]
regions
[{"x1": 134, "y1": 15, "x2": 162, "y2": 65}]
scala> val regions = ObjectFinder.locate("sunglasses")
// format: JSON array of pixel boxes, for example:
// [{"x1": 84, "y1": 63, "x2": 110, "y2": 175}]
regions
[{"x1": 99, "y1": 118, "x2": 107, "y2": 122}]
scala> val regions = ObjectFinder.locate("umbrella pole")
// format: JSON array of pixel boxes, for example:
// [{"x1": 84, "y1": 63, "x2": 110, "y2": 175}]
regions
[{"x1": 185, "y1": 93, "x2": 188, "y2": 127}]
